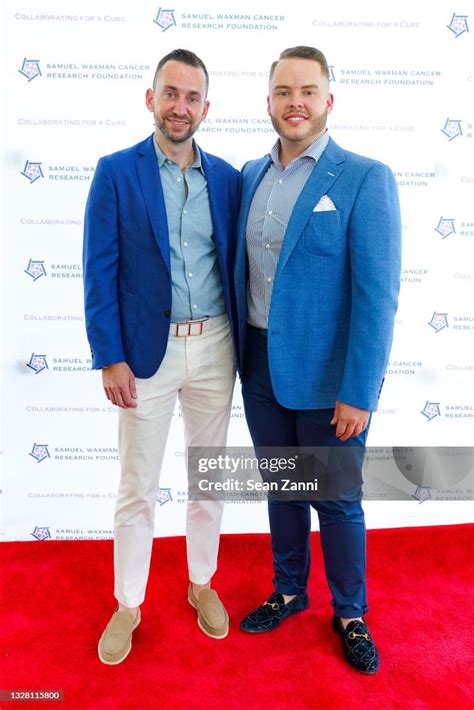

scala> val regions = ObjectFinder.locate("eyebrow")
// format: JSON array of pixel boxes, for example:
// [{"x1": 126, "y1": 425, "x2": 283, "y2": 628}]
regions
[
  {"x1": 162, "y1": 84, "x2": 202, "y2": 97},
  {"x1": 273, "y1": 84, "x2": 319, "y2": 90}
]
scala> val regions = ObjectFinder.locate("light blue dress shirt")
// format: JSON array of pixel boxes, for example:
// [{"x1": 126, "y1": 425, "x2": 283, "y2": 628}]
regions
[{"x1": 153, "y1": 138, "x2": 226, "y2": 321}]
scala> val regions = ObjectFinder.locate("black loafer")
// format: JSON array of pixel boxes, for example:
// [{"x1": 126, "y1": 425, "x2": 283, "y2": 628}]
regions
[
  {"x1": 240, "y1": 591, "x2": 309, "y2": 633},
  {"x1": 332, "y1": 616, "x2": 380, "y2": 674}
]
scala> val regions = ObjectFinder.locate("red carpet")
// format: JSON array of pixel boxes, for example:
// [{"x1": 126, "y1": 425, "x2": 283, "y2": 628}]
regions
[{"x1": 1, "y1": 525, "x2": 473, "y2": 710}]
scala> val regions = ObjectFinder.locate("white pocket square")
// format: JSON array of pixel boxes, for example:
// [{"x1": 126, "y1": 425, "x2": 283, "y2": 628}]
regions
[{"x1": 313, "y1": 195, "x2": 336, "y2": 212}]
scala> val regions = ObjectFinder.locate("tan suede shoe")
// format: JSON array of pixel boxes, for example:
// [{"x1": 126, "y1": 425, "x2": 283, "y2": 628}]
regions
[
  {"x1": 187, "y1": 584, "x2": 229, "y2": 639},
  {"x1": 98, "y1": 608, "x2": 141, "y2": 665}
]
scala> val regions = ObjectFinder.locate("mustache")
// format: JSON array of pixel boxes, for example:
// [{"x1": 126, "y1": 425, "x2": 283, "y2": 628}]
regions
[
  {"x1": 282, "y1": 112, "x2": 309, "y2": 119},
  {"x1": 165, "y1": 113, "x2": 191, "y2": 122}
]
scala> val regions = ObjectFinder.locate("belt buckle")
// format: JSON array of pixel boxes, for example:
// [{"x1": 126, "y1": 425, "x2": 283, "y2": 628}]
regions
[
  {"x1": 188, "y1": 320, "x2": 204, "y2": 336},
  {"x1": 176, "y1": 322, "x2": 189, "y2": 337},
  {"x1": 176, "y1": 320, "x2": 205, "y2": 337}
]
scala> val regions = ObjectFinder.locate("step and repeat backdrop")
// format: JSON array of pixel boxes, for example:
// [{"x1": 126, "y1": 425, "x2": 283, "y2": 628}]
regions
[{"x1": 1, "y1": 0, "x2": 473, "y2": 541}]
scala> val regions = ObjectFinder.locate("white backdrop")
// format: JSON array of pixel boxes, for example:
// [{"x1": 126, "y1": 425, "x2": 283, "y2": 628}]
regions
[{"x1": 1, "y1": 0, "x2": 473, "y2": 541}]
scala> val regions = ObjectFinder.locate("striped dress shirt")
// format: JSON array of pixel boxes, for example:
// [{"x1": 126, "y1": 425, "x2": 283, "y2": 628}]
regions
[{"x1": 246, "y1": 130, "x2": 330, "y2": 329}]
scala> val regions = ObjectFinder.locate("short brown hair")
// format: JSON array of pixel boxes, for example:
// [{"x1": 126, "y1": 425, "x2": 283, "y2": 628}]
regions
[
  {"x1": 269, "y1": 46, "x2": 329, "y2": 82},
  {"x1": 153, "y1": 48, "x2": 209, "y2": 96}
]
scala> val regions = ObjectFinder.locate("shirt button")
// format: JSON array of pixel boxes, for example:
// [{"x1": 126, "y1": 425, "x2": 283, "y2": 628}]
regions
[
  {"x1": 183, "y1": 209, "x2": 187, "y2": 215},
  {"x1": 188, "y1": 272, "x2": 193, "y2": 278},
  {"x1": 177, "y1": 177, "x2": 182, "y2": 182},
  {"x1": 278, "y1": 179, "x2": 283, "y2": 184},
  {"x1": 266, "y1": 277, "x2": 272, "y2": 283},
  {"x1": 183, "y1": 241, "x2": 188, "y2": 247},
  {"x1": 265, "y1": 243, "x2": 270, "y2": 249},
  {"x1": 193, "y1": 304, "x2": 198, "y2": 309},
  {"x1": 268, "y1": 210, "x2": 273, "y2": 215}
]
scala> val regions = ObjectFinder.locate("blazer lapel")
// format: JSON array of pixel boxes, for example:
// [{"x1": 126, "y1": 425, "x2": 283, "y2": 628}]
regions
[
  {"x1": 201, "y1": 151, "x2": 226, "y2": 257},
  {"x1": 275, "y1": 139, "x2": 346, "y2": 278},
  {"x1": 136, "y1": 135, "x2": 171, "y2": 272}
]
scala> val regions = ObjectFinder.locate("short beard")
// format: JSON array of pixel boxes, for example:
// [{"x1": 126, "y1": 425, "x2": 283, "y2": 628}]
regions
[
  {"x1": 270, "y1": 110, "x2": 327, "y2": 143},
  {"x1": 155, "y1": 115, "x2": 196, "y2": 144}
]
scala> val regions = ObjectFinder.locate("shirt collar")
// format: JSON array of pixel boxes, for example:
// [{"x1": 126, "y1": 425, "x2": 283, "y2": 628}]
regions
[
  {"x1": 153, "y1": 135, "x2": 203, "y2": 172},
  {"x1": 269, "y1": 128, "x2": 329, "y2": 169}
]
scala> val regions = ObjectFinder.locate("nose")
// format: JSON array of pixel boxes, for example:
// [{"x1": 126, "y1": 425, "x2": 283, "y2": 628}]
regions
[
  {"x1": 289, "y1": 94, "x2": 304, "y2": 109},
  {"x1": 172, "y1": 95, "x2": 188, "y2": 116}
]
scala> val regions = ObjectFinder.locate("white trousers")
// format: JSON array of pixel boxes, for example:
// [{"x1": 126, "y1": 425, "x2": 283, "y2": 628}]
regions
[{"x1": 114, "y1": 315, "x2": 235, "y2": 608}]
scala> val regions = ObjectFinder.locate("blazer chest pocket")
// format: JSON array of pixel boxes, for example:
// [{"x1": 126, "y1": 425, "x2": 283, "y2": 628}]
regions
[{"x1": 301, "y1": 210, "x2": 343, "y2": 257}]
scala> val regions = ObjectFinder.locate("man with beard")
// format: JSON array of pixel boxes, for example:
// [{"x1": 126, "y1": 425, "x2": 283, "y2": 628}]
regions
[
  {"x1": 83, "y1": 49, "x2": 240, "y2": 664},
  {"x1": 234, "y1": 47, "x2": 401, "y2": 673}
]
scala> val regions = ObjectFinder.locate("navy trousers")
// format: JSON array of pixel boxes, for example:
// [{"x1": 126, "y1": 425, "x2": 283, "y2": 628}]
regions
[{"x1": 242, "y1": 326, "x2": 369, "y2": 618}]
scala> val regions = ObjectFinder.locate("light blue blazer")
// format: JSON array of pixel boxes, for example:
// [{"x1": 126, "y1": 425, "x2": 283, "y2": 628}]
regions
[{"x1": 234, "y1": 137, "x2": 401, "y2": 411}]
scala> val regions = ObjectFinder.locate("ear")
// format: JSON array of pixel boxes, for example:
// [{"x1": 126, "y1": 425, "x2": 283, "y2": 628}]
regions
[
  {"x1": 145, "y1": 88, "x2": 154, "y2": 113},
  {"x1": 201, "y1": 99, "x2": 210, "y2": 121},
  {"x1": 326, "y1": 93, "x2": 334, "y2": 114},
  {"x1": 266, "y1": 95, "x2": 271, "y2": 116}
]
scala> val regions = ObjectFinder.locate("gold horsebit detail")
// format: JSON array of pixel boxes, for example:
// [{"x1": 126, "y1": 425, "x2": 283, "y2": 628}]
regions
[{"x1": 263, "y1": 601, "x2": 280, "y2": 610}]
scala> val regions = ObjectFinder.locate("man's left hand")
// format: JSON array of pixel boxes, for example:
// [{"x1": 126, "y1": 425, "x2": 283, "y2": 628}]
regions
[{"x1": 330, "y1": 401, "x2": 370, "y2": 442}]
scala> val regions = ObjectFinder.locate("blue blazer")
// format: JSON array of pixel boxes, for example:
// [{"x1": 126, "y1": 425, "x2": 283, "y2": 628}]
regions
[
  {"x1": 234, "y1": 137, "x2": 401, "y2": 411},
  {"x1": 83, "y1": 134, "x2": 240, "y2": 378}
]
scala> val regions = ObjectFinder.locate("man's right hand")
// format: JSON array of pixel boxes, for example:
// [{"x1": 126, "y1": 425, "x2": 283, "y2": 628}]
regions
[{"x1": 102, "y1": 362, "x2": 137, "y2": 408}]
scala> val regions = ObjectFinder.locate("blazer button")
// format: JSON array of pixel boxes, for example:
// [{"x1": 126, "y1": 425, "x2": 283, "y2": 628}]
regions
[{"x1": 164, "y1": 310, "x2": 170, "y2": 318}]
